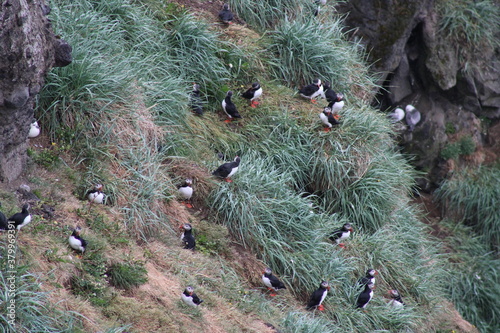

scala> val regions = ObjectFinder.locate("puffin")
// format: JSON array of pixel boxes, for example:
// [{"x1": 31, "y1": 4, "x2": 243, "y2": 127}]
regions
[
  {"x1": 299, "y1": 79, "x2": 324, "y2": 103},
  {"x1": 358, "y1": 269, "x2": 377, "y2": 287},
  {"x1": 179, "y1": 223, "x2": 196, "y2": 250},
  {"x1": 388, "y1": 289, "x2": 405, "y2": 307},
  {"x1": 262, "y1": 267, "x2": 286, "y2": 296},
  {"x1": 190, "y1": 83, "x2": 204, "y2": 116},
  {"x1": 28, "y1": 119, "x2": 40, "y2": 138},
  {"x1": 319, "y1": 107, "x2": 340, "y2": 132},
  {"x1": 322, "y1": 82, "x2": 345, "y2": 113},
  {"x1": 329, "y1": 223, "x2": 353, "y2": 248},
  {"x1": 405, "y1": 104, "x2": 421, "y2": 132},
  {"x1": 387, "y1": 107, "x2": 405, "y2": 123},
  {"x1": 218, "y1": 3, "x2": 234, "y2": 25},
  {"x1": 181, "y1": 286, "x2": 204, "y2": 307},
  {"x1": 88, "y1": 184, "x2": 105, "y2": 204},
  {"x1": 178, "y1": 179, "x2": 193, "y2": 208},
  {"x1": 306, "y1": 281, "x2": 330, "y2": 311},
  {"x1": 68, "y1": 226, "x2": 87, "y2": 254},
  {"x1": 356, "y1": 282, "x2": 375, "y2": 309},
  {"x1": 241, "y1": 82, "x2": 263, "y2": 108},
  {"x1": 314, "y1": 0, "x2": 327, "y2": 16},
  {"x1": 222, "y1": 91, "x2": 241, "y2": 123},
  {"x1": 8, "y1": 204, "x2": 32, "y2": 231},
  {"x1": 212, "y1": 156, "x2": 240, "y2": 182},
  {"x1": 0, "y1": 202, "x2": 8, "y2": 230}
]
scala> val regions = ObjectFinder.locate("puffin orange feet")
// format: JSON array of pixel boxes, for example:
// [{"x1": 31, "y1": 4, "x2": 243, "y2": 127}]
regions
[
  {"x1": 311, "y1": 99, "x2": 317, "y2": 104},
  {"x1": 224, "y1": 119, "x2": 232, "y2": 123},
  {"x1": 318, "y1": 304, "x2": 325, "y2": 311},
  {"x1": 338, "y1": 243, "x2": 346, "y2": 249},
  {"x1": 185, "y1": 203, "x2": 193, "y2": 208},
  {"x1": 323, "y1": 127, "x2": 331, "y2": 132},
  {"x1": 224, "y1": 178, "x2": 233, "y2": 183}
]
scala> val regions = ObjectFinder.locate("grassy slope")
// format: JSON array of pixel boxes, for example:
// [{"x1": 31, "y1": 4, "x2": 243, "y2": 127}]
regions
[{"x1": 0, "y1": 0, "x2": 493, "y2": 332}]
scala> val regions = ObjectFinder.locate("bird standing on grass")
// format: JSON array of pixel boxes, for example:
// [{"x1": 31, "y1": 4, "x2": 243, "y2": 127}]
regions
[
  {"x1": 179, "y1": 223, "x2": 196, "y2": 250},
  {"x1": 329, "y1": 223, "x2": 353, "y2": 248},
  {"x1": 88, "y1": 184, "x2": 105, "y2": 204},
  {"x1": 358, "y1": 269, "x2": 377, "y2": 287},
  {"x1": 241, "y1": 82, "x2": 263, "y2": 108},
  {"x1": 405, "y1": 104, "x2": 421, "y2": 132},
  {"x1": 68, "y1": 226, "x2": 87, "y2": 254},
  {"x1": 218, "y1": 3, "x2": 234, "y2": 25},
  {"x1": 28, "y1": 119, "x2": 40, "y2": 138},
  {"x1": 8, "y1": 204, "x2": 32, "y2": 231},
  {"x1": 190, "y1": 83, "x2": 204, "y2": 116},
  {"x1": 299, "y1": 79, "x2": 324, "y2": 104},
  {"x1": 212, "y1": 156, "x2": 241, "y2": 182},
  {"x1": 182, "y1": 286, "x2": 204, "y2": 307},
  {"x1": 222, "y1": 91, "x2": 241, "y2": 123},
  {"x1": 319, "y1": 107, "x2": 340, "y2": 132},
  {"x1": 178, "y1": 179, "x2": 194, "y2": 208},
  {"x1": 262, "y1": 268, "x2": 286, "y2": 296},
  {"x1": 388, "y1": 289, "x2": 405, "y2": 307},
  {"x1": 306, "y1": 281, "x2": 330, "y2": 311},
  {"x1": 356, "y1": 282, "x2": 374, "y2": 309}
]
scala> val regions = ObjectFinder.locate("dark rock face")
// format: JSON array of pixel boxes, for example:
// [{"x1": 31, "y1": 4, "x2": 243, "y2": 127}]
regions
[
  {"x1": 0, "y1": 0, "x2": 72, "y2": 182},
  {"x1": 336, "y1": 0, "x2": 500, "y2": 189}
]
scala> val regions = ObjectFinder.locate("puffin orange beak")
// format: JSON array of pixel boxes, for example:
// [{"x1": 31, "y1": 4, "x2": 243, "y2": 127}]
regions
[
  {"x1": 179, "y1": 225, "x2": 184, "y2": 230},
  {"x1": 327, "y1": 286, "x2": 331, "y2": 291},
  {"x1": 349, "y1": 228, "x2": 354, "y2": 232},
  {"x1": 374, "y1": 271, "x2": 379, "y2": 275}
]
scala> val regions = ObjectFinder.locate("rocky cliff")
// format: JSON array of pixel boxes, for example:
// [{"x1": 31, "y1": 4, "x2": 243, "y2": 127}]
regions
[
  {"x1": 0, "y1": 0, "x2": 71, "y2": 182},
  {"x1": 336, "y1": 0, "x2": 500, "y2": 189}
]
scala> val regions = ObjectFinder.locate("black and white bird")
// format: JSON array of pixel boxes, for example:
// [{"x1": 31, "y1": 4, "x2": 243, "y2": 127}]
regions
[
  {"x1": 306, "y1": 281, "x2": 330, "y2": 311},
  {"x1": 262, "y1": 268, "x2": 286, "y2": 296},
  {"x1": 319, "y1": 107, "x2": 340, "y2": 132},
  {"x1": 178, "y1": 179, "x2": 193, "y2": 208},
  {"x1": 358, "y1": 269, "x2": 378, "y2": 287},
  {"x1": 179, "y1": 223, "x2": 196, "y2": 250},
  {"x1": 314, "y1": 0, "x2": 327, "y2": 16},
  {"x1": 0, "y1": 202, "x2": 8, "y2": 230},
  {"x1": 8, "y1": 204, "x2": 32, "y2": 231},
  {"x1": 87, "y1": 184, "x2": 105, "y2": 204},
  {"x1": 356, "y1": 282, "x2": 375, "y2": 309},
  {"x1": 387, "y1": 107, "x2": 405, "y2": 123},
  {"x1": 222, "y1": 91, "x2": 241, "y2": 122},
  {"x1": 388, "y1": 289, "x2": 405, "y2": 307},
  {"x1": 405, "y1": 104, "x2": 421, "y2": 132},
  {"x1": 212, "y1": 156, "x2": 240, "y2": 182},
  {"x1": 299, "y1": 79, "x2": 324, "y2": 103},
  {"x1": 28, "y1": 119, "x2": 40, "y2": 138},
  {"x1": 329, "y1": 223, "x2": 353, "y2": 248},
  {"x1": 323, "y1": 82, "x2": 344, "y2": 113},
  {"x1": 218, "y1": 3, "x2": 234, "y2": 25},
  {"x1": 190, "y1": 83, "x2": 204, "y2": 116},
  {"x1": 181, "y1": 286, "x2": 204, "y2": 307},
  {"x1": 68, "y1": 226, "x2": 87, "y2": 254},
  {"x1": 241, "y1": 82, "x2": 263, "y2": 108}
]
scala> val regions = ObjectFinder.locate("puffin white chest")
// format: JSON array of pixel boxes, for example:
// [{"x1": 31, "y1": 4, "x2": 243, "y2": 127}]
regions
[
  {"x1": 319, "y1": 289, "x2": 328, "y2": 305},
  {"x1": 338, "y1": 230, "x2": 350, "y2": 242},
  {"x1": 227, "y1": 166, "x2": 238, "y2": 178},
  {"x1": 262, "y1": 275, "x2": 273, "y2": 289},
  {"x1": 311, "y1": 85, "x2": 324, "y2": 100},
  {"x1": 389, "y1": 299, "x2": 404, "y2": 307},
  {"x1": 179, "y1": 186, "x2": 193, "y2": 200},
  {"x1": 181, "y1": 293, "x2": 197, "y2": 307},
  {"x1": 89, "y1": 192, "x2": 104, "y2": 204},
  {"x1": 17, "y1": 215, "x2": 32, "y2": 230},
  {"x1": 319, "y1": 113, "x2": 332, "y2": 127},
  {"x1": 69, "y1": 236, "x2": 84, "y2": 252},
  {"x1": 28, "y1": 123, "x2": 40, "y2": 138},
  {"x1": 331, "y1": 100, "x2": 344, "y2": 113},
  {"x1": 252, "y1": 88, "x2": 263, "y2": 100}
]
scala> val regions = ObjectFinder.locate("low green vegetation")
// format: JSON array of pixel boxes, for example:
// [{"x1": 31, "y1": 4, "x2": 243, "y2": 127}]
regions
[{"x1": 440, "y1": 136, "x2": 477, "y2": 160}]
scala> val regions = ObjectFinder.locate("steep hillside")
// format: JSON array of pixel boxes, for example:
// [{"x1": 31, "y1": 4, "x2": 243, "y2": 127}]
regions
[{"x1": 1, "y1": 0, "x2": 496, "y2": 332}]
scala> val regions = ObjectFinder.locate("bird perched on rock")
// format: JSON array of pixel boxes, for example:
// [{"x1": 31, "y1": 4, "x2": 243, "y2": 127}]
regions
[
  {"x1": 358, "y1": 269, "x2": 377, "y2": 287},
  {"x1": 356, "y1": 282, "x2": 374, "y2": 309},
  {"x1": 306, "y1": 281, "x2": 330, "y2": 311},
  {"x1": 179, "y1": 223, "x2": 196, "y2": 250},
  {"x1": 181, "y1": 286, "x2": 204, "y2": 307},
  {"x1": 299, "y1": 79, "x2": 323, "y2": 103},
  {"x1": 28, "y1": 119, "x2": 40, "y2": 138},
  {"x1": 8, "y1": 204, "x2": 32, "y2": 231},
  {"x1": 68, "y1": 226, "x2": 87, "y2": 254},
  {"x1": 212, "y1": 156, "x2": 240, "y2": 182},
  {"x1": 218, "y1": 3, "x2": 234, "y2": 25},
  {"x1": 319, "y1": 107, "x2": 340, "y2": 132},
  {"x1": 0, "y1": 202, "x2": 8, "y2": 231},
  {"x1": 178, "y1": 179, "x2": 193, "y2": 208},
  {"x1": 190, "y1": 83, "x2": 204, "y2": 116},
  {"x1": 87, "y1": 184, "x2": 105, "y2": 204},
  {"x1": 222, "y1": 91, "x2": 241, "y2": 123},
  {"x1": 387, "y1": 107, "x2": 405, "y2": 123},
  {"x1": 388, "y1": 289, "x2": 405, "y2": 307},
  {"x1": 262, "y1": 268, "x2": 286, "y2": 296},
  {"x1": 329, "y1": 223, "x2": 353, "y2": 248},
  {"x1": 405, "y1": 104, "x2": 421, "y2": 132},
  {"x1": 241, "y1": 82, "x2": 263, "y2": 108}
]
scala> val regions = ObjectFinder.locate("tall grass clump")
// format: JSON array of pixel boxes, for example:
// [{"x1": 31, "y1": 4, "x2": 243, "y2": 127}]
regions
[
  {"x1": 267, "y1": 17, "x2": 377, "y2": 91},
  {"x1": 441, "y1": 220, "x2": 500, "y2": 332},
  {"x1": 434, "y1": 165, "x2": 500, "y2": 250}
]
